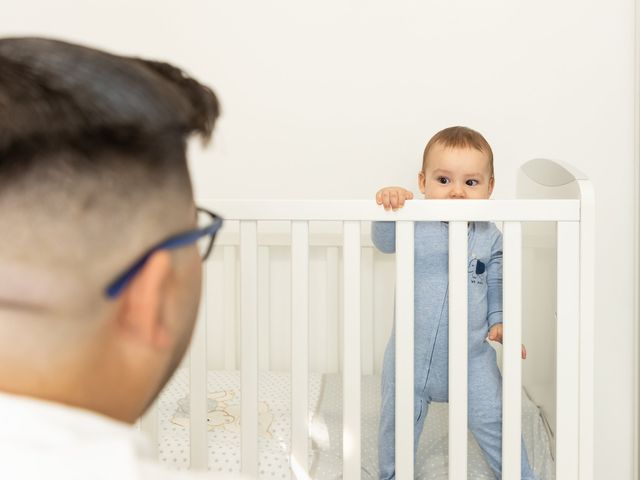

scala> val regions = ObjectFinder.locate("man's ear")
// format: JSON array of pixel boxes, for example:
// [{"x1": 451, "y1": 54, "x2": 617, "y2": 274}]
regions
[{"x1": 116, "y1": 250, "x2": 173, "y2": 350}]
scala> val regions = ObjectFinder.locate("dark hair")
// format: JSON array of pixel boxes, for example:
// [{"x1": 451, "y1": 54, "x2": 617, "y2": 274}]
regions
[
  {"x1": 0, "y1": 37, "x2": 221, "y2": 286},
  {"x1": 0, "y1": 37, "x2": 219, "y2": 188},
  {"x1": 422, "y1": 126, "x2": 494, "y2": 177}
]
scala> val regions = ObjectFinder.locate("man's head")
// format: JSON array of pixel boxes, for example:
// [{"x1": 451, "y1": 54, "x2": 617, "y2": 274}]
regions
[
  {"x1": 0, "y1": 37, "x2": 219, "y2": 422},
  {"x1": 418, "y1": 126, "x2": 494, "y2": 199}
]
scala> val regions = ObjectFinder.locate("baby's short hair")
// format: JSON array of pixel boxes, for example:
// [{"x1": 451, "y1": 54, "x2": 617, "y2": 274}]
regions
[{"x1": 421, "y1": 126, "x2": 494, "y2": 177}]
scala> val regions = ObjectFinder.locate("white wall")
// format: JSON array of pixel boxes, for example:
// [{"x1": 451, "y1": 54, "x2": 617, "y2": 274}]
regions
[{"x1": 2, "y1": 1, "x2": 636, "y2": 478}]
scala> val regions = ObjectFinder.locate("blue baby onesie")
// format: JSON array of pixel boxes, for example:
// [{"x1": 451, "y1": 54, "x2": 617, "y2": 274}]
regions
[{"x1": 373, "y1": 221, "x2": 536, "y2": 480}]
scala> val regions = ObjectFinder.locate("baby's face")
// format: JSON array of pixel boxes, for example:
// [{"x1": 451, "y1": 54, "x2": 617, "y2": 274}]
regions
[{"x1": 418, "y1": 144, "x2": 494, "y2": 199}]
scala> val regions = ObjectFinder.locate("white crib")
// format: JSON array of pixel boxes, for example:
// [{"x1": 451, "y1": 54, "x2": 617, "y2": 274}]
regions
[{"x1": 140, "y1": 158, "x2": 594, "y2": 480}]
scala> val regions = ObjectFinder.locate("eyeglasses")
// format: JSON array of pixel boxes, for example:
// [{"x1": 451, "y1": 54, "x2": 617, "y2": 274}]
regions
[{"x1": 105, "y1": 207, "x2": 223, "y2": 299}]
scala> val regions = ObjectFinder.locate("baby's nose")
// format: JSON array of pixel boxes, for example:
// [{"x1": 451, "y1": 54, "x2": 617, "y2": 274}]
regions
[{"x1": 450, "y1": 186, "x2": 465, "y2": 198}]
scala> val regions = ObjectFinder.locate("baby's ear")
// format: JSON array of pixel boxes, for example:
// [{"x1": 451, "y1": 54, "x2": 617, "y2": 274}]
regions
[
  {"x1": 488, "y1": 176, "x2": 495, "y2": 196},
  {"x1": 418, "y1": 171, "x2": 426, "y2": 194}
]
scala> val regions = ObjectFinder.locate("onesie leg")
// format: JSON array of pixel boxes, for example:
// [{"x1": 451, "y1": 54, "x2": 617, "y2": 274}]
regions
[
  {"x1": 520, "y1": 440, "x2": 537, "y2": 480},
  {"x1": 378, "y1": 337, "x2": 397, "y2": 480},
  {"x1": 378, "y1": 342, "x2": 430, "y2": 480},
  {"x1": 378, "y1": 363, "x2": 396, "y2": 480},
  {"x1": 378, "y1": 390, "x2": 430, "y2": 479},
  {"x1": 468, "y1": 411, "x2": 502, "y2": 478},
  {"x1": 467, "y1": 357, "x2": 537, "y2": 479},
  {"x1": 467, "y1": 414, "x2": 537, "y2": 480}
]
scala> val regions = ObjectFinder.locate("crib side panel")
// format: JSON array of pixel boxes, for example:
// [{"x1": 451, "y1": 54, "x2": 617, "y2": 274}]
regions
[{"x1": 203, "y1": 227, "x2": 391, "y2": 375}]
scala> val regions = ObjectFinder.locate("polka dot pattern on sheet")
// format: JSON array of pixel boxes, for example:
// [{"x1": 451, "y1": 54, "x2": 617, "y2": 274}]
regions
[
  {"x1": 309, "y1": 374, "x2": 555, "y2": 480},
  {"x1": 156, "y1": 369, "x2": 321, "y2": 478},
  {"x1": 155, "y1": 371, "x2": 554, "y2": 479}
]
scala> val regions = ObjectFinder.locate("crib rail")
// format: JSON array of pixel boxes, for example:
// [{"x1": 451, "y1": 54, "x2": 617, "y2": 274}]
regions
[
  {"x1": 140, "y1": 169, "x2": 593, "y2": 480},
  {"x1": 208, "y1": 199, "x2": 579, "y2": 222}
]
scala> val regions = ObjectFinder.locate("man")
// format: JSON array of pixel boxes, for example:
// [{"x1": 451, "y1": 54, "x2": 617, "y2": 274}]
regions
[{"x1": 0, "y1": 37, "x2": 245, "y2": 479}]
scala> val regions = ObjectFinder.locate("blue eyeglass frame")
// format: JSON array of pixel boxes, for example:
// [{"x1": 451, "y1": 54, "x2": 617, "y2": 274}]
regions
[{"x1": 105, "y1": 207, "x2": 223, "y2": 299}]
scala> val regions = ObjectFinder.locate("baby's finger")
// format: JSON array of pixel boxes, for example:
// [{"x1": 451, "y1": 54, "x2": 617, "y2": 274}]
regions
[
  {"x1": 389, "y1": 190, "x2": 399, "y2": 210},
  {"x1": 488, "y1": 325, "x2": 501, "y2": 342},
  {"x1": 376, "y1": 190, "x2": 383, "y2": 205},
  {"x1": 381, "y1": 190, "x2": 391, "y2": 210},
  {"x1": 401, "y1": 191, "x2": 414, "y2": 206}
]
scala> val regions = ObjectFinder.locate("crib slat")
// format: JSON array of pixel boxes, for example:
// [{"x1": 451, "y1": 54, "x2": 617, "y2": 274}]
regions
[
  {"x1": 556, "y1": 221, "x2": 580, "y2": 480},
  {"x1": 240, "y1": 221, "x2": 259, "y2": 476},
  {"x1": 139, "y1": 398, "x2": 158, "y2": 458},
  {"x1": 361, "y1": 247, "x2": 375, "y2": 376},
  {"x1": 291, "y1": 221, "x2": 310, "y2": 475},
  {"x1": 395, "y1": 221, "x2": 414, "y2": 480},
  {"x1": 326, "y1": 247, "x2": 340, "y2": 372},
  {"x1": 448, "y1": 221, "x2": 468, "y2": 480},
  {"x1": 502, "y1": 222, "x2": 522, "y2": 480},
  {"x1": 223, "y1": 246, "x2": 237, "y2": 370},
  {"x1": 258, "y1": 246, "x2": 271, "y2": 371},
  {"x1": 189, "y1": 266, "x2": 208, "y2": 469},
  {"x1": 343, "y1": 221, "x2": 361, "y2": 480}
]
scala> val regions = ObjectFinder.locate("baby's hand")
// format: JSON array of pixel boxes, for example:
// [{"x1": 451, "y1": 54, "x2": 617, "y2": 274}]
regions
[
  {"x1": 375, "y1": 186, "x2": 414, "y2": 211},
  {"x1": 487, "y1": 324, "x2": 527, "y2": 359}
]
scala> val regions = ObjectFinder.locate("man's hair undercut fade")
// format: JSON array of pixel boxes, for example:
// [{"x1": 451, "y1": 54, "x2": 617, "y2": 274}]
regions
[{"x1": 0, "y1": 37, "x2": 220, "y2": 300}]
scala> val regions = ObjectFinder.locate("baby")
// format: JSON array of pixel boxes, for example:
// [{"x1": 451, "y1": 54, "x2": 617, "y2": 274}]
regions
[{"x1": 373, "y1": 126, "x2": 535, "y2": 479}]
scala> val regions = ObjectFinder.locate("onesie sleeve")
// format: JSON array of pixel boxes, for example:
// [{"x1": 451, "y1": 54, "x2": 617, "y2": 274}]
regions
[
  {"x1": 371, "y1": 221, "x2": 396, "y2": 254},
  {"x1": 486, "y1": 227, "x2": 503, "y2": 328}
]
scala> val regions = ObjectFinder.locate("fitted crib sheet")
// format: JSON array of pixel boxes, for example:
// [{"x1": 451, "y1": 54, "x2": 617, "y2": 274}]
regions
[
  {"x1": 157, "y1": 369, "x2": 322, "y2": 477},
  {"x1": 310, "y1": 374, "x2": 555, "y2": 480},
  {"x1": 156, "y1": 370, "x2": 554, "y2": 479}
]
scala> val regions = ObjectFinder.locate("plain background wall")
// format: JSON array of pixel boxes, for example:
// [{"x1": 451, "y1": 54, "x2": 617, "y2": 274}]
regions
[{"x1": 1, "y1": 1, "x2": 636, "y2": 478}]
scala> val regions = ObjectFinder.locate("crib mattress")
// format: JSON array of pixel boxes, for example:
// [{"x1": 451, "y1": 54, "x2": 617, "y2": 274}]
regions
[
  {"x1": 156, "y1": 370, "x2": 554, "y2": 479},
  {"x1": 157, "y1": 369, "x2": 322, "y2": 477},
  {"x1": 310, "y1": 374, "x2": 555, "y2": 480}
]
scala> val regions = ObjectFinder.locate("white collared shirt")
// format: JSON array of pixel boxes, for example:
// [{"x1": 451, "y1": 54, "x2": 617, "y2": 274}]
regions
[{"x1": 0, "y1": 392, "x2": 248, "y2": 480}]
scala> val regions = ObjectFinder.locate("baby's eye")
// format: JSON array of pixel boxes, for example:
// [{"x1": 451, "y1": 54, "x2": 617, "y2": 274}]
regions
[
  {"x1": 466, "y1": 179, "x2": 479, "y2": 187},
  {"x1": 437, "y1": 176, "x2": 450, "y2": 185}
]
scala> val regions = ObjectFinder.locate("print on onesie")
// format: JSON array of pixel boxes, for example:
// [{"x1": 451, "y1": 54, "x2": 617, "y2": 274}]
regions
[{"x1": 468, "y1": 256, "x2": 487, "y2": 286}]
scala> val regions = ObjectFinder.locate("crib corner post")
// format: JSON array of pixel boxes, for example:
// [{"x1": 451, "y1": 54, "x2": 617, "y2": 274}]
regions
[
  {"x1": 577, "y1": 179, "x2": 595, "y2": 480},
  {"x1": 556, "y1": 221, "x2": 580, "y2": 480}
]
